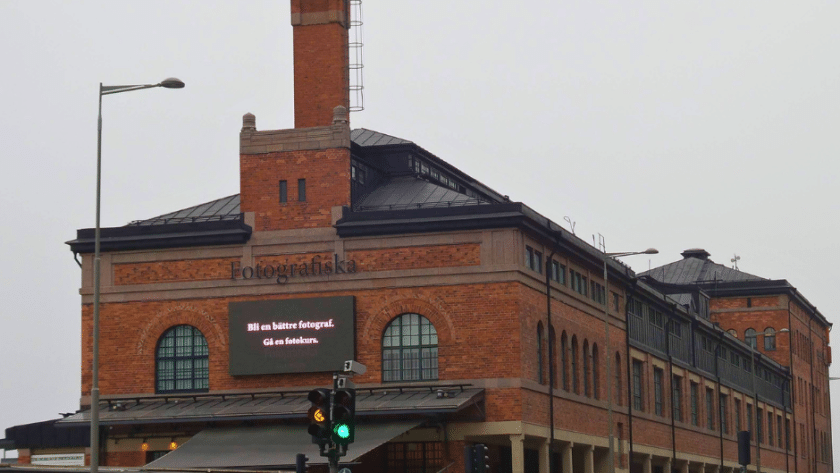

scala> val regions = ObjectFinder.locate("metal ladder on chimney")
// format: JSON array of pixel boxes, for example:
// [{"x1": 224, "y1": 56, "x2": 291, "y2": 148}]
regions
[{"x1": 349, "y1": 0, "x2": 365, "y2": 112}]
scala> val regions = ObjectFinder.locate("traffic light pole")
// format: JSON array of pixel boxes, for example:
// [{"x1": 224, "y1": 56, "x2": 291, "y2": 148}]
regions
[
  {"x1": 308, "y1": 361, "x2": 365, "y2": 473},
  {"x1": 327, "y1": 373, "x2": 347, "y2": 473}
]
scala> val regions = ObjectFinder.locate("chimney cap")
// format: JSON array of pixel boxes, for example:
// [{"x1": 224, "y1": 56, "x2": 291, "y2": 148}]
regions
[
  {"x1": 242, "y1": 113, "x2": 256, "y2": 132},
  {"x1": 332, "y1": 106, "x2": 349, "y2": 125},
  {"x1": 681, "y1": 248, "x2": 711, "y2": 260}
]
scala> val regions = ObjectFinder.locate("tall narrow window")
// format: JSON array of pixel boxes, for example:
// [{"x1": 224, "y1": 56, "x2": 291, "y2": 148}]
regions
[
  {"x1": 672, "y1": 375, "x2": 683, "y2": 422},
  {"x1": 298, "y1": 178, "x2": 306, "y2": 202},
  {"x1": 745, "y1": 328, "x2": 757, "y2": 349},
  {"x1": 654, "y1": 368, "x2": 664, "y2": 416},
  {"x1": 279, "y1": 180, "x2": 287, "y2": 203},
  {"x1": 615, "y1": 353, "x2": 622, "y2": 406},
  {"x1": 583, "y1": 340, "x2": 590, "y2": 397},
  {"x1": 735, "y1": 398, "x2": 742, "y2": 431},
  {"x1": 778, "y1": 415, "x2": 784, "y2": 449},
  {"x1": 592, "y1": 344, "x2": 599, "y2": 400},
  {"x1": 757, "y1": 408, "x2": 763, "y2": 444},
  {"x1": 382, "y1": 313, "x2": 438, "y2": 382},
  {"x1": 767, "y1": 411, "x2": 773, "y2": 446},
  {"x1": 764, "y1": 328, "x2": 776, "y2": 350},
  {"x1": 720, "y1": 394, "x2": 728, "y2": 434},
  {"x1": 747, "y1": 405, "x2": 753, "y2": 437},
  {"x1": 572, "y1": 337, "x2": 579, "y2": 394},
  {"x1": 537, "y1": 323, "x2": 545, "y2": 384},
  {"x1": 156, "y1": 325, "x2": 209, "y2": 394},
  {"x1": 690, "y1": 383, "x2": 699, "y2": 426},
  {"x1": 550, "y1": 327, "x2": 557, "y2": 389},
  {"x1": 561, "y1": 332, "x2": 569, "y2": 391},
  {"x1": 632, "y1": 360, "x2": 644, "y2": 411},
  {"x1": 551, "y1": 260, "x2": 566, "y2": 285},
  {"x1": 706, "y1": 389, "x2": 715, "y2": 430}
]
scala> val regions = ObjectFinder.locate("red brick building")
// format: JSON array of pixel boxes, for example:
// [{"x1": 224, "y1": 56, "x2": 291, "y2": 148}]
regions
[{"x1": 3, "y1": 1, "x2": 831, "y2": 473}]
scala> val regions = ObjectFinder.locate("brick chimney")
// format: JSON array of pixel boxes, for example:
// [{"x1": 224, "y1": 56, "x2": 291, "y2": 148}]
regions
[
  {"x1": 237, "y1": 0, "x2": 352, "y2": 232},
  {"x1": 291, "y1": 0, "x2": 350, "y2": 128}
]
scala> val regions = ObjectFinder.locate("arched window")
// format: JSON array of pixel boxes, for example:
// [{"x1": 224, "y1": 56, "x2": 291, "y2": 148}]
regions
[
  {"x1": 764, "y1": 328, "x2": 776, "y2": 351},
  {"x1": 382, "y1": 313, "x2": 438, "y2": 382},
  {"x1": 592, "y1": 344, "x2": 600, "y2": 400},
  {"x1": 745, "y1": 328, "x2": 757, "y2": 349},
  {"x1": 156, "y1": 325, "x2": 209, "y2": 394},
  {"x1": 549, "y1": 326, "x2": 557, "y2": 389},
  {"x1": 537, "y1": 323, "x2": 545, "y2": 384},
  {"x1": 571, "y1": 336, "x2": 579, "y2": 394},
  {"x1": 561, "y1": 332, "x2": 569, "y2": 391},
  {"x1": 583, "y1": 340, "x2": 591, "y2": 397}
]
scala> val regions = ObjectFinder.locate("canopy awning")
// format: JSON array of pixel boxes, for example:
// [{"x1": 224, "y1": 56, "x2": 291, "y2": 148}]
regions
[
  {"x1": 145, "y1": 421, "x2": 422, "y2": 469},
  {"x1": 58, "y1": 386, "x2": 482, "y2": 426}
]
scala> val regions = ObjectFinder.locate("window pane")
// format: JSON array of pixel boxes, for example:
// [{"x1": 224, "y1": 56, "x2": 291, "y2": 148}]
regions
[
  {"x1": 156, "y1": 325, "x2": 209, "y2": 394},
  {"x1": 382, "y1": 314, "x2": 439, "y2": 382}
]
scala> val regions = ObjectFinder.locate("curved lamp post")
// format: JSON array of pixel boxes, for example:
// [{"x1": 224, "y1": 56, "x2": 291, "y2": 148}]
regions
[
  {"x1": 91, "y1": 78, "x2": 185, "y2": 473},
  {"x1": 604, "y1": 248, "x2": 658, "y2": 473}
]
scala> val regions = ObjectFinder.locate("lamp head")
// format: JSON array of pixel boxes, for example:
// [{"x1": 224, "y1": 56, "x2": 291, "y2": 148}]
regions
[
  {"x1": 643, "y1": 248, "x2": 659, "y2": 255},
  {"x1": 159, "y1": 78, "x2": 185, "y2": 89}
]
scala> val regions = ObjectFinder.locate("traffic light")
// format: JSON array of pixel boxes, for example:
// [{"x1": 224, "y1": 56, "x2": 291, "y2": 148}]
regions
[
  {"x1": 464, "y1": 445, "x2": 474, "y2": 472},
  {"x1": 331, "y1": 388, "x2": 356, "y2": 445},
  {"x1": 307, "y1": 388, "x2": 331, "y2": 445},
  {"x1": 295, "y1": 453, "x2": 308, "y2": 473},
  {"x1": 473, "y1": 444, "x2": 489, "y2": 472}
]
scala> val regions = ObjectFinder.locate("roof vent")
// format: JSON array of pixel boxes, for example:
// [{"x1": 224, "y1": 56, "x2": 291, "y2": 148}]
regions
[{"x1": 681, "y1": 248, "x2": 711, "y2": 260}]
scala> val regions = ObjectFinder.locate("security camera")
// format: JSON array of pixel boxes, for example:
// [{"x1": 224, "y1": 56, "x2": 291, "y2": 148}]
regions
[{"x1": 343, "y1": 360, "x2": 367, "y2": 375}]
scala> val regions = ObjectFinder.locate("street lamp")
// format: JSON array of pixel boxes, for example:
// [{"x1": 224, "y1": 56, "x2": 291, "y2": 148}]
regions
[
  {"x1": 745, "y1": 327, "x2": 789, "y2": 473},
  {"x1": 603, "y1": 248, "x2": 658, "y2": 473},
  {"x1": 91, "y1": 78, "x2": 184, "y2": 473}
]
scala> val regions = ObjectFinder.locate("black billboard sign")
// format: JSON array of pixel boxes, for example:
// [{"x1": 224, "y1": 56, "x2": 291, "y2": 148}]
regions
[{"x1": 228, "y1": 296, "x2": 355, "y2": 376}]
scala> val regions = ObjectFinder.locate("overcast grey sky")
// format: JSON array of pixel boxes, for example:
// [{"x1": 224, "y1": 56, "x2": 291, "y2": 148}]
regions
[{"x1": 1, "y1": 0, "x2": 839, "y2": 463}]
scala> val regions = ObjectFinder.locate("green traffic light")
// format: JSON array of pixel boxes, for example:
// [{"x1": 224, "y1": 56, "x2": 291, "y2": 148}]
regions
[{"x1": 335, "y1": 423, "x2": 350, "y2": 439}]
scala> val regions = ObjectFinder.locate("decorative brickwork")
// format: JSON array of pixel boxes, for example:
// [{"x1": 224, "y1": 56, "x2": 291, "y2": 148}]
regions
[
  {"x1": 348, "y1": 244, "x2": 480, "y2": 272},
  {"x1": 114, "y1": 258, "x2": 237, "y2": 285}
]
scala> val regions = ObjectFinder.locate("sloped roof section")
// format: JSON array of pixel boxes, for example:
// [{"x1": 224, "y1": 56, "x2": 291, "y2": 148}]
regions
[
  {"x1": 641, "y1": 248, "x2": 765, "y2": 284},
  {"x1": 58, "y1": 387, "x2": 483, "y2": 425},
  {"x1": 351, "y1": 128, "x2": 414, "y2": 147},
  {"x1": 355, "y1": 176, "x2": 487, "y2": 211},
  {"x1": 128, "y1": 195, "x2": 240, "y2": 226}
]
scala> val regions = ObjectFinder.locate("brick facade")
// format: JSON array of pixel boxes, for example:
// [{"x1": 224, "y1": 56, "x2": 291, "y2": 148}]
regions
[{"x1": 17, "y1": 1, "x2": 826, "y2": 471}]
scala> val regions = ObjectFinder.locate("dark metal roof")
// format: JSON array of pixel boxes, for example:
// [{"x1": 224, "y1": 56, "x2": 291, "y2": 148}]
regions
[
  {"x1": 351, "y1": 128, "x2": 413, "y2": 147},
  {"x1": 640, "y1": 250, "x2": 765, "y2": 284},
  {"x1": 355, "y1": 176, "x2": 488, "y2": 211},
  {"x1": 3, "y1": 419, "x2": 89, "y2": 450},
  {"x1": 66, "y1": 217, "x2": 251, "y2": 254},
  {"x1": 58, "y1": 387, "x2": 483, "y2": 426},
  {"x1": 128, "y1": 195, "x2": 240, "y2": 226}
]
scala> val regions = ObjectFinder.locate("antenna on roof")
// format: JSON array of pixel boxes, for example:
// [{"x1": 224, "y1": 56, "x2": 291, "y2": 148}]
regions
[
  {"x1": 731, "y1": 254, "x2": 740, "y2": 271},
  {"x1": 563, "y1": 216, "x2": 576, "y2": 235}
]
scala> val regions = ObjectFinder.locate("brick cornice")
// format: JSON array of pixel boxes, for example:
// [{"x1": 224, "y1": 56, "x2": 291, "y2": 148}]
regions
[{"x1": 240, "y1": 123, "x2": 351, "y2": 155}]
